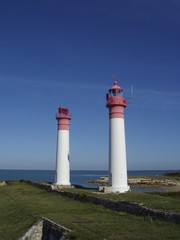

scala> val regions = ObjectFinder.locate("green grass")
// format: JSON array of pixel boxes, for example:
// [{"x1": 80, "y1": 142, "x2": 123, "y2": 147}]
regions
[
  {"x1": 0, "y1": 182, "x2": 180, "y2": 240},
  {"x1": 63, "y1": 188, "x2": 180, "y2": 213},
  {"x1": 61, "y1": 186, "x2": 180, "y2": 213},
  {"x1": 93, "y1": 191, "x2": 180, "y2": 213}
]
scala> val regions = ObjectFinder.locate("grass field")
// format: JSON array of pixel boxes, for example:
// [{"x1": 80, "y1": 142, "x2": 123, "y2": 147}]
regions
[
  {"x1": 62, "y1": 186, "x2": 180, "y2": 213},
  {"x1": 0, "y1": 181, "x2": 180, "y2": 240}
]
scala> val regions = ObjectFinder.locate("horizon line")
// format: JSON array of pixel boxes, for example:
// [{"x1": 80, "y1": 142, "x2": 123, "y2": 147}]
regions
[{"x1": 0, "y1": 168, "x2": 179, "y2": 171}]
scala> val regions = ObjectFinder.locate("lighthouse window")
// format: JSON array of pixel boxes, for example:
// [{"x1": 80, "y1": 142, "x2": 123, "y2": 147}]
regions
[
  {"x1": 118, "y1": 90, "x2": 123, "y2": 96},
  {"x1": 112, "y1": 90, "x2": 116, "y2": 96},
  {"x1": 109, "y1": 90, "x2": 113, "y2": 96},
  {"x1": 109, "y1": 90, "x2": 122, "y2": 96}
]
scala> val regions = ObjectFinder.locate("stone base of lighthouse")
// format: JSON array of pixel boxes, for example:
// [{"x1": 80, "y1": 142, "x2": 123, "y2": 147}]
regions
[
  {"x1": 52, "y1": 184, "x2": 74, "y2": 191},
  {"x1": 99, "y1": 185, "x2": 130, "y2": 194}
]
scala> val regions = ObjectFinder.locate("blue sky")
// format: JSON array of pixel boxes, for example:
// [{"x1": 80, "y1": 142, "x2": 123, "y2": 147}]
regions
[{"x1": 0, "y1": 0, "x2": 179, "y2": 170}]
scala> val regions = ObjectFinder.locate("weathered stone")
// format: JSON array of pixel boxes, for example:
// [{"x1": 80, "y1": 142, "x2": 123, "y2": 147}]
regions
[
  {"x1": 0, "y1": 181, "x2": 6, "y2": 186},
  {"x1": 20, "y1": 217, "x2": 71, "y2": 240},
  {"x1": 20, "y1": 219, "x2": 43, "y2": 240},
  {"x1": 52, "y1": 184, "x2": 74, "y2": 191}
]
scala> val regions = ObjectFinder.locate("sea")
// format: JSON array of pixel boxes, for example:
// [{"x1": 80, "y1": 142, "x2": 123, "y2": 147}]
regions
[{"x1": 0, "y1": 169, "x2": 178, "y2": 192}]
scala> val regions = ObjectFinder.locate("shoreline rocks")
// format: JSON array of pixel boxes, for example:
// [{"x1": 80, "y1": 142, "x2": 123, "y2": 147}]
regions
[{"x1": 85, "y1": 176, "x2": 180, "y2": 191}]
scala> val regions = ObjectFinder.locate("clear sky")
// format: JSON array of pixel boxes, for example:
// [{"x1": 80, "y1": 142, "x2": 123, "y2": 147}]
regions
[{"x1": 0, "y1": 0, "x2": 180, "y2": 170}]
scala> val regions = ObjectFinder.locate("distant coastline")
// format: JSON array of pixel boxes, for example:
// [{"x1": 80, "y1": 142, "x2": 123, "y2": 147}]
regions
[
  {"x1": 85, "y1": 171, "x2": 180, "y2": 192},
  {"x1": 0, "y1": 169, "x2": 179, "y2": 191}
]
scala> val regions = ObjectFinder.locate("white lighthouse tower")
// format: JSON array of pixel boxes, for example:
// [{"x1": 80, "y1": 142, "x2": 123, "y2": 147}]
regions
[
  {"x1": 55, "y1": 106, "x2": 72, "y2": 186},
  {"x1": 104, "y1": 81, "x2": 130, "y2": 193}
]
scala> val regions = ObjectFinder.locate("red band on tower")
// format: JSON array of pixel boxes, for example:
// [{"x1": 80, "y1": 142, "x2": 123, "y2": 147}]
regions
[
  {"x1": 109, "y1": 105, "x2": 124, "y2": 119},
  {"x1": 56, "y1": 107, "x2": 72, "y2": 131}
]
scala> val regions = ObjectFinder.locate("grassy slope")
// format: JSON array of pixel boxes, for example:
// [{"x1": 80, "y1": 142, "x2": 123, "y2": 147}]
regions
[
  {"x1": 0, "y1": 182, "x2": 180, "y2": 240},
  {"x1": 62, "y1": 187, "x2": 180, "y2": 213},
  {"x1": 94, "y1": 191, "x2": 180, "y2": 213}
]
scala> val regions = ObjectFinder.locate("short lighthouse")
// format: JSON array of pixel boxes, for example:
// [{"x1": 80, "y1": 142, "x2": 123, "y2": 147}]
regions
[
  {"x1": 55, "y1": 106, "x2": 72, "y2": 186},
  {"x1": 105, "y1": 81, "x2": 130, "y2": 193}
]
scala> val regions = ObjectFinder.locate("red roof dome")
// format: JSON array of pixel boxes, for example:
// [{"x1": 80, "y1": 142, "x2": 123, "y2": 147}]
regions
[{"x1": 109, "y1": 81, "x2": 123, "y2": 92}]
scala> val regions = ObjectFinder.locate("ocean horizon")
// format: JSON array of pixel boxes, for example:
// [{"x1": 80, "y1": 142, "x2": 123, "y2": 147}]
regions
[{"x1": 0, "y1": 169, "x2": 179, "y2": 190}]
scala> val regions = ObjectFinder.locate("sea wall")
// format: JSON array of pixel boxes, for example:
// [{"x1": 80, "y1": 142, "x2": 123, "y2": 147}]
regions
[{"x1": 23, "y1": 180, "x2": 180, "y2": 224}]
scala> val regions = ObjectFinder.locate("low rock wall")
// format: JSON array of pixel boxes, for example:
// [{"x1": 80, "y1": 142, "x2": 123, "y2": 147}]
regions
[
  {"x1": 20, "y1": 219, "x2": 43, "y2": 240},
  {"x1": 20, "y1": 217, "x2": 71, "y2": 240},
  {"x1": 24, "y1": 180, "x2": 180, "y2": 224},
  {"x1": 42, "y1": 217, "x2": 71, "y2": 240}
]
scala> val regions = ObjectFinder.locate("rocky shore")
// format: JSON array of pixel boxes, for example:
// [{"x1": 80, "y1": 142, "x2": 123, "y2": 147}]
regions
[{"x1": 85, "y1": 175, "x2": 180, "y2": 192}]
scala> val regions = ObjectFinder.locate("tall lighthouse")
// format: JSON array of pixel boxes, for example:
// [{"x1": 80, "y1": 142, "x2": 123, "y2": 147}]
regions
[
  {"x1": 105, "y1": 81, "x2": 130, "y2": 193},
  {"x1": 55, "y1": 106, "x2": 72, "y2": 186}
]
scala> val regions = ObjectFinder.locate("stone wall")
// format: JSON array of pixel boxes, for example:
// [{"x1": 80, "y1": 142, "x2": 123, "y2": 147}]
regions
[
  {"x1": 24, "y1": 180, "x2": 180, "y2": 224},
  {"x1": 42, "y1": 218, "x2": 71, "y2": 240},
  {"x1": 20, "y1": 219, "x2": 43, "y2": 240},
  {"x1": 20, "y1": 217, "x2": 71, "y2": 240}
]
